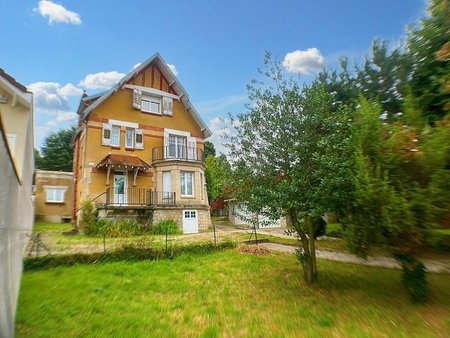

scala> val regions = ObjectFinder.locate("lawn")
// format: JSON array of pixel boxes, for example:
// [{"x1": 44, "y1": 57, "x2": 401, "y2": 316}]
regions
[{"x1": 16, "y1": 250, "x2": 450, "y2": 337}]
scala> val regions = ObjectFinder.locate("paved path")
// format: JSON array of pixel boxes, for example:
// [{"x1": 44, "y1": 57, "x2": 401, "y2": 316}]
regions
[{"x1": 259, "y1": 242, "x2": 450, "y2": 274}]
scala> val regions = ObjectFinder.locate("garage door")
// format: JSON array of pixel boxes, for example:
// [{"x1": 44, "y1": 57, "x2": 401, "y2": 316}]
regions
[
  {"x1": 258, "y1": 214, "x2": 281, "y2": 228},
  {"x1": 183, "y1": 210, "x2": 198, "y2": 234}
]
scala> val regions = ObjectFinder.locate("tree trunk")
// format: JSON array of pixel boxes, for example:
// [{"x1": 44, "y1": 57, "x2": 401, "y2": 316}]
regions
[
  {"x1": 307, "y1": 216, "x2": 318, "y2": 279},
  {"x1": 289, "y1": 210, "x2": 318, "y2": 284}
]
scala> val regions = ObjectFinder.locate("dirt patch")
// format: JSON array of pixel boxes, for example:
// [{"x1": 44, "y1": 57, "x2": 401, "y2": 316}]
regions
[{"x1": 238, "y1": 244, "x2": 270, "y2": 255}]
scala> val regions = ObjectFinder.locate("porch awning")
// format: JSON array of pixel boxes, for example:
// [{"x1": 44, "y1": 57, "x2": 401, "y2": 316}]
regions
[{"x1": 96, "y1": 154, "x2": 151, "y2": 170}]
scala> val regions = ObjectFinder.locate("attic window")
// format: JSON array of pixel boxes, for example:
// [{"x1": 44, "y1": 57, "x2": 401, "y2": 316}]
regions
[
  {"x1": 141, "y1": 96, "x2": 161, "y2": 115},
  {"x1": 132, "y1": 88, "x2": 173, "y2": 116}
]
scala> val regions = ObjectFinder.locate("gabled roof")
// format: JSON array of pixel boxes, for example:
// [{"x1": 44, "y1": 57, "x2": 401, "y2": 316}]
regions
[
  {"x1": 0, "y1": 68, "x2": 32, "y2": 108},
  {"x1": 0, "y1": 68, "x2": 29, "y2": 93},
  {"x1": 79, "y1": 53, "x2": 212, "y2": 138}
]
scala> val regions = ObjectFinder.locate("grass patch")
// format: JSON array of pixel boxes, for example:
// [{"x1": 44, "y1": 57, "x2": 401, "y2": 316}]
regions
[{"x1": 17, "y1": 250, "x2": 450, "y2": 337}]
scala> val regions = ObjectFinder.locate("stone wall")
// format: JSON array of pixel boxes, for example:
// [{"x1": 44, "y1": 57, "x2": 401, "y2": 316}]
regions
[{"x1": 153, "y1": 205, "x2": 211, "y2": 233}]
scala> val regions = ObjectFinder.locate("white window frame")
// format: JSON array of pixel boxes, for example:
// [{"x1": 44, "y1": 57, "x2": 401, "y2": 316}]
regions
[
  {"x1": 110, "y1": 125, "x2": 121, "y2": 147},
  {"x1": 44, "y1": 186, "x2": 67, "y2": 203},
  {"x1": 180, "y1": 171, "x2": 194, "y2": 197},
  {"x1": 141, "y1": 95, "x2": 161, "y2": 115},
  {"x1": 125, "y1": 128, "x2": 134, "y2": 148}
]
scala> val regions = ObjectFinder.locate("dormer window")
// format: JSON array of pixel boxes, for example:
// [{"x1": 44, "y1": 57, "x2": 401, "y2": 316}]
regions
[
  {"x1": 132, "y1": 88, "x2": 173, "y2": 116},
  {"x1": 141, "y1": 95, "x2": 161, "y2": 115}
]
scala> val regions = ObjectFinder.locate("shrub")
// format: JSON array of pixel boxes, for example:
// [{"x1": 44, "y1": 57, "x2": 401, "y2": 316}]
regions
[
  {"x1": 79, "y1": 201, "x2": 97, "y2": 235},
  {"x1": 396, "y1": 254, "x2": 428, "y2": 303},
  {"x1": 426, "y1": 230, "x2": 450, "y2": 252},
  {"x1": 151, "y1": 219, "x2": 181, "y2": 235}
]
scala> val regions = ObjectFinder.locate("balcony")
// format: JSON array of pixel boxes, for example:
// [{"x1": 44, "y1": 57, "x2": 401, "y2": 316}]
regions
[
  {"x1": 104, "y1": 187, "x2": 176, "y2": 207},
  {"x1": 152, "y1": 146, "x2": 205, "y2": 164}
]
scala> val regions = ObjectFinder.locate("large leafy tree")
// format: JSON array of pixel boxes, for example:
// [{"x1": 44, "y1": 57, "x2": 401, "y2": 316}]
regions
[
  {"x1": 39, "y1": 126, "x2": 76, "y2": 172},
  {"x1": 205, "y1": 154, "x2": 231, "y2": 204},
  {"x1": 407, "y1": 0, "x2": 450, "y2": 123},
  {"x1": 227, "y1": 55, "x2": 353, "y2": 283}
]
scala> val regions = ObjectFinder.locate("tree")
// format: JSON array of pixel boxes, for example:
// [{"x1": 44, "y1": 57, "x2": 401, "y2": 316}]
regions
[
  {"x1": 39, "y1": 126, "x2": 76, "y2": 172},
  {"x1": 34, "y1": 148, "x2": 43, "y2": 169},
  {"x1": 407, "y1": 0, "x2": 450, "y2": 123},
  {"x1": 227, "y1": 55, "x2": 354, "y2": 283},
  {"x1": 205, "y1": 154, "x2": 231, "y2": 204},
  {"x1": 204, "y1": 140, "x2": 216, "y2": 158}
]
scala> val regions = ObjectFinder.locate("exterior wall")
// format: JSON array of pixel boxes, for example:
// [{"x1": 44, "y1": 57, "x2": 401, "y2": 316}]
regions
[
  {"x1": 34, "y1": 170, "x2": 73, "y2": 223},
  {"x1": 0, "y1": 86, "x2": 33, "y2": 179},
  {"x1": 153, "y1": 206, "x2": 210, "y2": 233},
  {"x1": 74, "y1": 61, "x2": 207, "y2": 219},
  {"x1": 0, "y1": 83, "x2": 34, "y2": 338},
  {"x1": 229, "y1": 203, "x2": 284, "y2": 228}
]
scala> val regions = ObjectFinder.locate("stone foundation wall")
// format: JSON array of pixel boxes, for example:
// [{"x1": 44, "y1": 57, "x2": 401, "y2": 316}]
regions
[
  {"x1": 96, "y1": 205, "x2": 211, "y2": 233},
  {"x1": 153, "y1": 206, "x2": 211, "y2": 233}
]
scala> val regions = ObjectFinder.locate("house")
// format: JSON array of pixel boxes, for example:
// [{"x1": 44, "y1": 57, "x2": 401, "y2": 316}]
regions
[
  {"x1": 73, "y1": 53, "x2": 212, "y2": 233},
  {"x1": 228, "y1": 202, "x2": 287, "y2": 229},
  {"x1": 34, "y1": 170, "x2": 73, "y2": 223},
  {"x1": 0, "y1": 69, "x2": 34, "y2": 338}
]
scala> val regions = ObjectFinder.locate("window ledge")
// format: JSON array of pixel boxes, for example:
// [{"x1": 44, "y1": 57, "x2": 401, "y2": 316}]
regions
[{"x1": 45, "y1": 201, "x2": 65, "y2": 204}]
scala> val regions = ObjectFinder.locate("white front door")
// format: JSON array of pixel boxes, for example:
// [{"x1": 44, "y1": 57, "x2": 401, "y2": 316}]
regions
[
  {"x1": 183, "y1": 210, "x2": 198, "y2": 234},
  {"x1": 114, "y1": 172, "x2": 127, "y2": 204},
  {"x1": 162, "y1": 171, "x2": 172, "y2": 203}
]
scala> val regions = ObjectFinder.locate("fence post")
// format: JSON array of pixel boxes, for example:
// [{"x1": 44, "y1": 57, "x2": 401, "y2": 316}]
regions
[
  {"x1": 213, "y1": 222, "x2": 217, "y2": 246},
  {"x1": 103, "y1": 233, "x2": 106, "y2": 255}
]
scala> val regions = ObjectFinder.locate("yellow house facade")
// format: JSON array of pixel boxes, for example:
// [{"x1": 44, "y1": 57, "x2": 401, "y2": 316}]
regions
[{"x1": 73, "y1": 53, "x2": 212, "y2": 233}]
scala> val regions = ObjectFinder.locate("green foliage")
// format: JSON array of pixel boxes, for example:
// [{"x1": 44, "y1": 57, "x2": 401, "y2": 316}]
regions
[
  {"x1": 395, "y1": 254, "x2": 428, "y2": 303},
  {"x1": 34, "y1": 148, "x2": 43, "y2": 169},
  {"x1": 204, "y1": 140, "x2": 216, "y2": 158},
  {"x1": 427, "y1": 230, "x2": 450, "y2": 251},
  {"x1": 407, "y1": 0, "x2": 450, "y2": 123},
  {"x1": 151, "y1": 219, "x2": 181, "y2": 235},
  {"x1": 205, "y1": 154, "x2": 231, "y2": 204},
  {"x1": 85, "y1": 218, "x2": 148, "y2": 237},
  {"x1": 39, "y1": 126, "x2": 76, "y2": 172},
  {"x1": 23, "y1": 241, "x2": 236, "y2": 271},
  {"x1": 227, "y1": 54, "x2": 354, "y2": 283},
  {"x1": 326, "y1": 223, "x2": 343, "y2": 238},
  {"x1": 79, "y1": 201, "x2": 96, "y2": 234}
]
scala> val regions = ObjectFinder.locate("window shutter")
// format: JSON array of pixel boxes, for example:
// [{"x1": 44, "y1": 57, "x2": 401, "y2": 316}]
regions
[
  {"x1": 6, "y1": 133, "x2": 16, "y2": 155},
  {"x1": 162, "y1": 97, "x2": 173, "y2": 116},
  {"x1": 188, "y1": 137, "x2": 197, "y2": 160},
  {"x1": 132, "y1": 89, "x2": 142, "y2": 110},
  {"x1": 102, "y1": 123, "x2": 112, "y2": 146},
  {"x1": 135, "y1": 129, "x2": 144, "y2": 149},
  {"x1": 163, "y1": 130, "x2": 169, "y2": 159}
]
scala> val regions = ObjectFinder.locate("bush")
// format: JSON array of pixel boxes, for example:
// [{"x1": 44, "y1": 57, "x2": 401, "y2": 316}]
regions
[
  {"x1": 79, "y1": 201, "x2": 96, "y2": 234},
  {"x1": 396, "y1": 254, "x2": 428, "y2": 303},
  {"x1": 85, "y1": 219, "x2": 147, "y2": 237},
  {"x1": 426, "y1": 230, "x2": 450, "y2": 252},
  {"x1": 326, "y1": 223, "x2": 344, "y2": 238},
  {"x1": 23, "y1": 241, "x2": 237, "y2": 271},
  {"x1": 151, "y1": 219, "x2": 181, "y2": 235}
]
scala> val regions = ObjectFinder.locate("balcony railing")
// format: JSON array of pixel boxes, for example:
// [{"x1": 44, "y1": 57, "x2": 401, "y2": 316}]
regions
[
  {"x1": 152, "y1": 146, "x2": 205, "y2": 164},
  {"x1": 105, "y1": 187, "x2": 176, "y2": 206}
]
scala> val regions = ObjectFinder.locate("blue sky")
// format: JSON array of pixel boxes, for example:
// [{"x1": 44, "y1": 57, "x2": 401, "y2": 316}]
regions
[{"x1": 1, "y1": 0, "x2": 427, "y2": 152}]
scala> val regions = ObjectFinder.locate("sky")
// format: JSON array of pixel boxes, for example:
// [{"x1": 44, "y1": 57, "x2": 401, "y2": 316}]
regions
[{"x1": 1, "y1": 0, "x2": 427, "y2": 153}]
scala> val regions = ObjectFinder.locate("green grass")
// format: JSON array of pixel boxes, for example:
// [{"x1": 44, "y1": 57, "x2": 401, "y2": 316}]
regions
[{"x1": 16, "y1": 250, "x2": 450, "y2": 337}]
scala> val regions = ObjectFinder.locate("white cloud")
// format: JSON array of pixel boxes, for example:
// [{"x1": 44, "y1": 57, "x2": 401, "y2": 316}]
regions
[
  {"x1": 28, "y1": 81, "x2": 82, "y2": 111},
  {"x1": 35, "y1": 0, "x2": 81, "y2": 25},
  {"x1": 79, "y1": 71, "x2": 126, "y2": 90},
  {"x1": 58, "y1": 83, "x2": 84, "y2": 97},
  {"x1": 206, "y1": 116, "x2": 234, "y2": 155},
  {"x1": 167, "y1": 64, "x2": 179, "y2": 77},
  {"x1": 282, "y1": 48, "x2": 325, "y2": 74}
]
